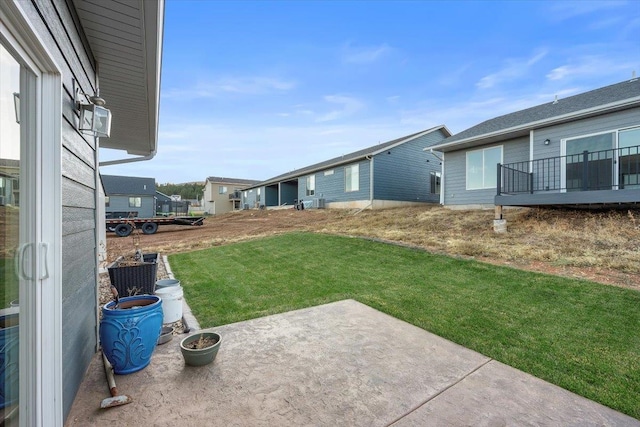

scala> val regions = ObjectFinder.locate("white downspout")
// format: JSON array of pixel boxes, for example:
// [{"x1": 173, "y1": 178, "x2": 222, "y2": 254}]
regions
[
  {"x1": 366, "y1": 155, "x2": 373, "y2": 208},
  {"x1": 430, "y1": 149, "x2": 445, "y2": 205}
]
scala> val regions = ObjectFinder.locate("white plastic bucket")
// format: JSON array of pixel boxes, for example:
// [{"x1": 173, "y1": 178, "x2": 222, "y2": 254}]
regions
[
  {"x1": 155, "y1": 279, "x2": 180, "y2": 290},
  {"x1": 154, "y1": 286, "x2": 183, "y2": 324}
]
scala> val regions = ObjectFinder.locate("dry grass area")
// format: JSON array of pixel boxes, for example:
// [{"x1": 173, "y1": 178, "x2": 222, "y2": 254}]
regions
[{"x1": 106, "y1": 206, "x2": 640, "y2": 291}]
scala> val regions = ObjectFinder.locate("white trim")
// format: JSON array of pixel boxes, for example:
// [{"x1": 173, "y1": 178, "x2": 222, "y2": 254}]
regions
[
  {"x1": 369, "y1": 157, "x2": 374, "y2": 203},
  {"x1": 529, "y1": 130, "x2": 534, "y2": 173},
  {"x1": 1, "y1": 1, "x2": 63, "y2": 425},
  {"x1": 439, "y1": 155, "x2": 445, "y2": 205}
]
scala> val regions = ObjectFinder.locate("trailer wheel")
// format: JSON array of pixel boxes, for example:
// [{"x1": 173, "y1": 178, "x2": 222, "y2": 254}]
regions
[
  {"x1": 141, "y1": 222, "x2": 158, "y2": 235},
  {"x1": 114, "y1": 224, "x2": 133, "y2": 237}
]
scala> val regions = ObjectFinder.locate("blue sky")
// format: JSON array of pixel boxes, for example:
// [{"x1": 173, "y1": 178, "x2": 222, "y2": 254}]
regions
[{"x1": 99, "y1": 0, "x2": 640, "y2": 184}]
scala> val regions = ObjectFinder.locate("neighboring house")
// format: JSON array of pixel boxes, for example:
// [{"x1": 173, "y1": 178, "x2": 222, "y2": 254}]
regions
[
  {"x1": 102, "y1": 175, "x2": 156, "y2": 218},
  {"x1": 155, "y1": 190, "x2": 172, "y2": 215},
  {"x1": 0, "y1": 158, "x2": 20, "y2": 206},
  {"x1": 0, "y1": 0, "x2": 164, "y2": 425},
  {"x1": 429, "y1": 79, "x2": 640, "y2": 211},
  {"x1": 203, "y1": 177, "x2": 260, "y2": 214},
  {"x1": 242, "y1": 126, "x2": 450, "y2": 210}
]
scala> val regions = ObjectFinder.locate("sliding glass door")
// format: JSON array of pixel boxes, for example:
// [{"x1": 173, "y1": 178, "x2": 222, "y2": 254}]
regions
[{"x1": 0, "y1": 40, "x2": 31, "y2": 427}]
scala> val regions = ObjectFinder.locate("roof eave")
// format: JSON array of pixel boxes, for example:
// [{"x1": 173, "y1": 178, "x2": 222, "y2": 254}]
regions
[
  {"x1": 75, "y1": 0, "x2": 164, "y2": 157},
  {"x1": 429, "y1": 97, "x2": 640, "y2": 152}
]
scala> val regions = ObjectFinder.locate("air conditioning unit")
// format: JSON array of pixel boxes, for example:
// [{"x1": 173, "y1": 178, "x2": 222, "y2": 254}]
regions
[{"x1": 312, "y1": 198, "x2": 325, "y2": 209}]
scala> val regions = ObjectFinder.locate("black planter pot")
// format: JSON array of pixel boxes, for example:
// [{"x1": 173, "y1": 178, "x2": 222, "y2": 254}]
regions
[{"x1": 107, "y1": 253, "x2": 159, "y2": 296}]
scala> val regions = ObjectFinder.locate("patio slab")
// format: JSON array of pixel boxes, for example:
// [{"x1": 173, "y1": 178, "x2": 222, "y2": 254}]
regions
[{"x1": 65, "y1": 299, "x2": 638, "y2": 426}]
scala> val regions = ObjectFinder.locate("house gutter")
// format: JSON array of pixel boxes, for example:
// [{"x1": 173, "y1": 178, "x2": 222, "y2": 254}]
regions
[{"x1": 99, "y1": 151, "x2": 156, "y2": 167}]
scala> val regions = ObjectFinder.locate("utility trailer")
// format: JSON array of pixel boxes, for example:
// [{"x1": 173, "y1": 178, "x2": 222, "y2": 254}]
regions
[{"x1": 106, "y1": 216, "x2": 205, "y2": 237}]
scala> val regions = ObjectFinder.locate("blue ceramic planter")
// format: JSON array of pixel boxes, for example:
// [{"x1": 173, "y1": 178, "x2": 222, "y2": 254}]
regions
[
  {"x1": 100, "y1": 295, "x2": 163, "y2": 374},
  {"x1": 0, "y1": 313, "x2": 19, "y2": 409}
]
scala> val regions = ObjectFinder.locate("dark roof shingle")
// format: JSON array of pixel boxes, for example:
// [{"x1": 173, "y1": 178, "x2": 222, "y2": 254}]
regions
[
  {"x1": 249, "y1": 125, "x2": 450, "y2": 187},
  {"x1": 436, "y1": 79, "x2": 640, "y2": 149}
]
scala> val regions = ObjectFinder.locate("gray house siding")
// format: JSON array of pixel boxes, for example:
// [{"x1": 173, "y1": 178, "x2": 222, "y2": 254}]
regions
[
  {"x1": 374, "y1": 130, "x2": 447, "y2": 203},
  {"x1": 300, "y1": 160, "x2": 371, "y2": 204},
  {"x1": 22, "y1": 0, "x2": 99, "y2": 419},
  {"x1": 443, "y1": 137, "x2": 529, "y2": 205},
  {"x1": 533, "y1": 108, "x2": 640, "y2": 160},
  {"x1": 106, "y1": 195, "x2": 155, "y2": 218}
]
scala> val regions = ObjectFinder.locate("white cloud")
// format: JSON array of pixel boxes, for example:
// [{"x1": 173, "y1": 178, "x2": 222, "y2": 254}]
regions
[
  {"x1": 316, "y1": 95, "x2": 364, "y2": 122},
  {"x1": 547, "y1": 1, "x2": 628, "y2": 22},
  {"x1": 342, "y1": 42, "x2": 391, "y2": 64},
  {"x1": 546, "y1": 55, "x2": 637, "y2": 81},
  {"x1": 162, "y1": 76, "x2": 296, "y2": 99},
  {"x1": 476, "y1": 49, "x2": 548, "y2": 89}
]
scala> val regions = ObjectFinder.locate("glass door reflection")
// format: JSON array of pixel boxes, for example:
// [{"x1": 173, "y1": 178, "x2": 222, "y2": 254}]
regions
[{"x1": 0, "y1": 42, "x2": 22, "y2": 426}]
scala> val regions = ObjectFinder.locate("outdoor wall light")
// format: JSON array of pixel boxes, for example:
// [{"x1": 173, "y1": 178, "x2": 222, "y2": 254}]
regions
[
  {"x1": 75, "y1": 88, "x2": 112, "y2": 138},
  {"x1": 544, "y1": 139, "x2": 550, "y2": 145}
]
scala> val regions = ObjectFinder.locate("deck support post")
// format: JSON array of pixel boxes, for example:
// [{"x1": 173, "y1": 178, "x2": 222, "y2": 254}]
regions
[{"x1": 493, "y1": 205, "x2": 507, "y2": 233}]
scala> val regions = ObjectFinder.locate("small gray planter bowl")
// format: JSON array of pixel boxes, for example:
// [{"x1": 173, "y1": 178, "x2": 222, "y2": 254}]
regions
[{"x1": 179, "y1": 332, "x2": 221, "y2": 367}]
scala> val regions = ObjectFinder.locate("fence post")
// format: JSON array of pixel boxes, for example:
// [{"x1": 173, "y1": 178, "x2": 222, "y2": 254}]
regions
[
  {"x1": 529, "y1": 172, "x2": 534, "y2": 194},
  {"x1": 582, "y1": 150, "x2": 589, "y2": 191},
  {"x1": 497, "y1": 163, "x2": 502, "y2": 195}
]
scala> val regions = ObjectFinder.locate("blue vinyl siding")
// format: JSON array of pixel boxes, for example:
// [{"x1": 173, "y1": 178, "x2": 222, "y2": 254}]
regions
[
  {"x1": 443, "y1": 137, "x2": 529, "y2": 205},
  {"x1": 299, "y1": 160, "x2": 371, "y2": 203},
  {"x1": 373, "y1": 130, "x2": 447, "y2": 203}
]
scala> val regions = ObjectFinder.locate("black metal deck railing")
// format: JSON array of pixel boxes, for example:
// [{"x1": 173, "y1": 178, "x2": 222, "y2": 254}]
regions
[{"x1": 497, "y1": 144, "x2": 640, "y2": 195}]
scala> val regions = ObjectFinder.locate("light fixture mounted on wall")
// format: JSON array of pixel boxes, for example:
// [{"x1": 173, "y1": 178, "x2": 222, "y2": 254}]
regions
[
  {"x1": 544, "y1": 139, "x2": 550, "y2": 145},
  {"x1": 75, "y1": 86, "x2": 112, "y2": 138}
]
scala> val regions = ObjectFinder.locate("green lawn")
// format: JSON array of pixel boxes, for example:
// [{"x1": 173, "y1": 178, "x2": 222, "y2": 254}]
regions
[{"x1": 169, "y1": 232, "x2": 640, "y2": 419}]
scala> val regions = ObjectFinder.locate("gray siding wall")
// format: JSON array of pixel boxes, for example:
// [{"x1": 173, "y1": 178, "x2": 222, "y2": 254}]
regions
[
  {"x1": 443, "y1": 136, "x2": 529, "y2": 205},
  {"x1": 106, "y1": 195, "x2": 155, "y2": 218},
  {"x1": 532, "y1": 108, "x2": 640, "y2": 160},
  {"x1": 298, "y1": 159, "x2": 371, "y2": 204},
  {"x1": 25, "y1": 0, "x2": 99, "y2": 419},
  {"x1": 373, "y1": 129, "x2": 447, "y2": 203}
]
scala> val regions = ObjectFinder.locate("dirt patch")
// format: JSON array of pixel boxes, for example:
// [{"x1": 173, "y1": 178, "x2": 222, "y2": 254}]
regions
[{"x1": 106, "y1": 206, "x2": 640, "y2": 291}]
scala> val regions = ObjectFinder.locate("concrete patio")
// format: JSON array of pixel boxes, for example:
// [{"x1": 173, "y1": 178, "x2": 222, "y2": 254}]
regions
[{"x1": 65, "y1": 299, "x2": 639, "y2": 426}]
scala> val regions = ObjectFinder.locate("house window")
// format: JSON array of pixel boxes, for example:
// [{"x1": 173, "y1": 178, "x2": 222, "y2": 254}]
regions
[
  {"x1": 218, "y1": 186, "x2": 227, "y2": 194},
  {"x1": 256, "y1": 188, "x2": 261, "y2": 202},
  {"x1": 345, "y1": 164, "x2": 359, "y2": 192},
  {"x1": 430, "y1": 171, "x2": 441, "y2": 194},
  {"x1": 105, "y1": 196, "x2": 110, "y2": 207},
  {"x1": 306, "y1": 175, "x2": 315, "y2": 196},
  {"x1": 129, "y1": 197, "x2": 141, "y2": 207},
  {"x1": 466, "y1": 146, "x2": 502, "y2": 190},
  {"x1": 324, "y1": 169, "x2": 334, "y2": 176}
]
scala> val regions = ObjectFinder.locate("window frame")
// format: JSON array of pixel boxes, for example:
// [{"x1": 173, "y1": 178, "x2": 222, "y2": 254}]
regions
[
  {"x1": 306, "y1": 175, "x2": 315, "y2": 196},
  {"x1": 128, "y1": 196, "x2": 142, "y2": 208},
  {"x1": 466, "y1": 145, "x2": 503, "y2": 190},
  {"x1": 430, "y1": 171, "x2": 441, "y2": 194},
  {"x1": 345, "y1": 164, "x2": 360, "y2": 192}
]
